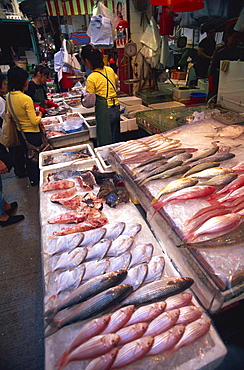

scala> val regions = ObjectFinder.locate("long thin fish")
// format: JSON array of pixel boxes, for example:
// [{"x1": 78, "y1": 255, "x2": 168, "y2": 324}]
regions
[
  {"x1": 184, "y1": 147, "x2": 219, "y2": 164},
  {"x1": 136, "y1": 160, "x2": 183, "y2": 184},
  {"x1": 45, "y1": 284, "x2": 133, "y2": 337},
  {"x1": 120, "y1": 277, "x2": 194, "y2": 306},
  {"x1": 139, "y1": 164, "x2": 191, "y2": 186},
  {"x1": 182, "y1": 162, "x2": 220, "y2": 178}
]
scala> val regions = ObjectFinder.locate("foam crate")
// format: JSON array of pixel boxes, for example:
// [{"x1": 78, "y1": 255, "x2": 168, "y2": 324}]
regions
[
  {"x1": 39, "y1": 143, "x2": 95, "y2": 169},
  {"x1": 118, "y1": 96, "x2": 142, "y2": 106},
  {"x1": 94, "y1": 142, "x2": 123, "y2": 171},
  {"x1": 40, "y1": 158, "x2": 104, "y2": 184}
]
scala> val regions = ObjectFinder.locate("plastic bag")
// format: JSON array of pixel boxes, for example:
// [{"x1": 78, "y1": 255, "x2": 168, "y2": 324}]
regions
[
  {"x1": 63, "y1": 39, "x2": 81, "y2": 70},
  {"x1": 140, "y1": 17, "x2": 161, "y2": 52}
]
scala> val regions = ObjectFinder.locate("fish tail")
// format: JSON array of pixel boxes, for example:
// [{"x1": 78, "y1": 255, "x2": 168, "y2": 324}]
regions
[
  {"x1": 44, "y1": 307, "x2": 58, "y2": 327},
  {"x1": 55, "y1": 350, "x2": 69, "y2": 369},
  {"x1": 45, "y1": 319, "x2": 60, "y2": 338},
  {"x1": 205, "y1": 196, "x2": 221, "y2": 206}
]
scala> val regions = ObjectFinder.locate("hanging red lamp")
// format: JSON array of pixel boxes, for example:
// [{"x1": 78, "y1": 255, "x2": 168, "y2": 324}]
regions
[{"x1": 150, "y1": 0, "x2": 186, "y2": 5}]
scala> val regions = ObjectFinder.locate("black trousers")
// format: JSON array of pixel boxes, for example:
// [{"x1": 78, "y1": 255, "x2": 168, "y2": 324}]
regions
[{"x1": 17, "y1": 131, "x2": 42, "y2": 186}]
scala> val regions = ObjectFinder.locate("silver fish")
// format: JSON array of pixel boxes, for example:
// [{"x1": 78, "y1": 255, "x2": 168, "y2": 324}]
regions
[
  {"x1": 102, "y1": 305, "x2": 135, "y2": 334},
  {"x1": 176, "y1": 306, "x2": 204, "y2": 325},
  {"x1": 82, "y1": 259, "x2": 110, "y2": 280},
  {"x1": 121, "y1": 223, "x2": 142, "y2": 237},
  {"x1": 106, "y1": 252, "x2": 132, "y2": 272},
  {"x1": 144, "y1": 256, "x2": 165, "y2": 283},
  {"x1": 199, "y1": 172, "x2": 238, "y2": 187},
  {"x1": 44, "y1": 270, "x2": 128, "y2": 324},
  {"x1": 136, "y1": 160, "x2": 183, "y2": 184},
  {"x1": 62, "y1": 334, "x2": 120, "y2": 367},
  {"x1": 116, "y1": 322, "x2": 149, "y2": 346},
  {"x1": 54, "y1": 264, "x2": 85, "y2": 295},
  {"x1": 165, "y1": 293, "x2": 193, "y2": 310},
  {"x1": 47, "y1": 232, "x2": 84, "y2": 256},
  {"x1": 188, "y1": 152, "x2": 235, "y2": 167},
  {"x1": 146, "y1": 324, "x2": 185, "y2": 357},
  {"x1": 122, "y1": 264, "x2": 148, "y2": 291},
  {"x1": 144, "y1": 309, "x2": 180, "y2": 337},
  {"x1": 85, "y1": 348, "x2": 119, "y2": 370},
  {"x1": 182, "y1": 161, "x2": 220, "y2": 177},
  {"x1": 168, "y1": 152, "x2": 192, "y2": 163},
  {"x1": 139, "y1": 164, "x2": 191, "y2": 186},
  {"x1": 185, "y1": 147, "x2": 219, "y2": 164},
  {"x1": 120, "y1": 277, "x2": 194, "y2": 306},
  {"x1": 45, "y1": 284, "x2": 133, "y2": 337},
  {"x1": 85, "y1": 239, "x2": 112, "y2": 261},
  {"x1": 107, "y1": 235, "x2": 134, "y2": 257},
  {"x1": 170, "y1": 315, "x2": 211, "y2": 352},
  {"x1": 52, "y1": 247, "x2": 88, "y2": 272},
  {"x1": 129, "y1": 243, "x2": 154, "y2": 268},
  {"x1": 111, "y1": 336, "x2": 154, "y2": 369},
  {"x1": 188, "y1": 167, "x2": 234, "y2": 179},
  {"x1": 79, "y1": 227, "x2": 106, "y2": 247},
  {"x1": 104, "y1": 222, "x2": 125, "y2": 239},
  {"x1": 125, "y1": 301, "x2": 166, "y2": 327},
  {"x1": 55, "y1": 315, "x2": 111, "y2": 368},
  {"x1": 133, "y1": 159, "x2": 168, "y2": 175}
]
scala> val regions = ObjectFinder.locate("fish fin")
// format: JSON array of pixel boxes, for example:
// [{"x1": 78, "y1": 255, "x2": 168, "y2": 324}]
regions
[{"x1": 45, "y1": 319, "x2": 60, "y2": 338}]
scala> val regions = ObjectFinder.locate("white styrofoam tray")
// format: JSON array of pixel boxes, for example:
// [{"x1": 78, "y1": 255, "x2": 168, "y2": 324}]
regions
[
  {"x1": 40, "y1": 157, "x2": 104, "y2": 184},
  {"x1": 39, "y1": 143, "x2": 95, "y2": 169}
]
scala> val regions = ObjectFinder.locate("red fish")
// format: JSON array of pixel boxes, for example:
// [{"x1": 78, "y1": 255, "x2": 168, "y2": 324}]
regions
[
  {"x1": 219, "y1": 185, "x2": 244, "y2": 204},
  {"x1": 184, "y1": 213, "x2": 242, "y2": 243},
  {"x1": 233, "y1": 161, "x2": 244, "y2": 173},
  {"x1": 41, "y1": 179, "x2": 75, "y2": 192},
  {"x1": 152, "y1": 186, "x2": 216, "y2": 214},
  {"x1": 54, "y1": 195, "x2": 82, "y2": 210},
  {"x1": 48, "y1": 207, "x2": 102, "y2": 224},
  {"x1": 53, "y1": 218, "x2": 108, "y2": 236},
  {"x1": 214, "y1": 174, "x2": 244, "y2": 197}
]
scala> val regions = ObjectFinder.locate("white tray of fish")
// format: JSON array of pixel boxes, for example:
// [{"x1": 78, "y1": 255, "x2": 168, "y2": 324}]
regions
[
  {"x1": 94, "y1": 142, "x2": 124, "y2": 172},
  {"x1": 39, "y1": 172, "x2": 226, "y2": 370},
  {"x1": 39, "y1": 144, "x2": 95, "y2": 169}
]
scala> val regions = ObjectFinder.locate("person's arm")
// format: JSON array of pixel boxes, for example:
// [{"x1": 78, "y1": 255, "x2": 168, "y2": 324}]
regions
[
  {"x1": 24, "y1": 96, "x2": 42, "y2": 127},
  {"x1": 0, "y1": 160, "x2": 8, "y2": 174},
  {"x1": 0, "y1": 97, "x2": 5, "y2": 116}
]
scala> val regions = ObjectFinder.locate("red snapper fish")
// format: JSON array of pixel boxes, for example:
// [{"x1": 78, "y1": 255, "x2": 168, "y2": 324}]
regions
[
  {"x1": 41, "y1": 179, "x2": 75, "y2": 192},
  {"x1": 52, "y1": 217, "x2": 108, "y2": 236},
  {"x1": 184, "y1": 213, "x2": 242, "y2": 243},
  {"x1": 233, "y1": 160, "x2": 244, "y2": 173},
  {"x1": 152, "y1": 186, "x2": 216, "y2": 214},
  {"x1": 213, "y1": 174, "x2": 244, "y2": 197}
]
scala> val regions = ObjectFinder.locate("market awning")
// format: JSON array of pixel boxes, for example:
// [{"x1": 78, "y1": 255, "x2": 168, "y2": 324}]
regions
[{"x1": 45, "y1": 0, "x2": 115, "y2": 16}]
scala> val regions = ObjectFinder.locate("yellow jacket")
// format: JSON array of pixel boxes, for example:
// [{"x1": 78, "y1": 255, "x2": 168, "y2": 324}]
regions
[
  {"x1": 86, "y1": 66, "x2": 119, "y2": 108},
  {"x1": 8, "y1": 91, "x2": 41, "y2": 133}
]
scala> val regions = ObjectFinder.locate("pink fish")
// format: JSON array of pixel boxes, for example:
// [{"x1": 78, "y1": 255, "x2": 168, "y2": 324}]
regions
[
  {"x1": 52, "y1": 218, "x2": 108, "y2": 236},
  {"x1": 185, "y1": 208, "x2": 231, "y2": 234},
  {"x1": 116, "y1": 322, "x2": 149, "y2": 346},
  {"x1": 144, "y1": 309, "x2": 180, "y2": 337},
  {"x1": 185, "y1": 204, "x2": 227, "y2": 226},
  {"x1": 176, "y1": 306, "x2": 204, "y2": 325},
  {"x1": 58, "y1": 334, "x2": 120, "y2": 370},
  {"x1": 232, "y1": 161, "x2": 244, "y2": 173},
  {"x1": 102, "y1": 305, "x2": 135, "y2": 334},
  {"x1": 168, "y1": 316, "x2": 211, "y2": 353},
  {"x1": 54, "y1": 195, "x2": 82, "y2": 210},
  {"x1": 55, "y1": 315, "x2": 111, "y2": 368},
  {"x1": 146, "y1": 324, "x2": 185, "y2": 357},
  {"x1": 184, "y1": 213, "x2": 242, "y2": 243},
  {"x1": 165, "y1": 293, "x2": 193, "y2": 311},
  {"x1": 152, "y1": 186, "x2": 216, "y2": 214},
  {"x1": 85, "y1": 348, "x2": 119, "y2": 370},
  {"x1": 124, "y1": 301, "x2": 166, "y2": 327},
  {"x1": 214, "y1": 174, "x2": 244, "y2": 196},
  {"x1": 111, "y1": 336, "x2": 154, "y2": 369},
  {"x1": 219, "y1": 185, "x2": 244, "y2": 204}
]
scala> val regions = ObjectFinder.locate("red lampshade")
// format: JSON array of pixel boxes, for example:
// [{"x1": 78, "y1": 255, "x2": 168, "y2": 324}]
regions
[
  {"x1": 171, "y1": 0, "x2": 204, "y2": 12},
  {"x1": 150, "y1": 0, "x2": 185, "y2": 5},
  {"x1": 116, "y1": 19, "x2": 130, "y2": 29}
]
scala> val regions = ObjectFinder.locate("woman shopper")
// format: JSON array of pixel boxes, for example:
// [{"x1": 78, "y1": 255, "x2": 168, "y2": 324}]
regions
[
  {"x1": 0, "y1": 145, "x2": 24, "y2": 227},
  {"x1": 7, "y1": 66, "x2": 42, "y2": 186},
  {"x1": 81, "y1": 45, "x2": 120, "y2": 146}
]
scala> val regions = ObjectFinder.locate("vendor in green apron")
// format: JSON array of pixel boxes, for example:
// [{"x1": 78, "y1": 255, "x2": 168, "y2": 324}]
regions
[
  {"x1": 81, "y1": 45, "x2": 120, "y2": 147},
  {"x1": 25, "y1": 65, "x2": 58, "y2": 113}
]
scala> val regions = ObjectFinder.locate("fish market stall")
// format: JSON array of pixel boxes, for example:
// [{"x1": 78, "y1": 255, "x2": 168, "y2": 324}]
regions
[
  {"x1": 39, "y1": 162, "x2": 226, "y2": 370},
  {"x1": 108, "y1": 111, "x2": 244, "y2": 313},
  {"x1": 42, "y1": 113, "x2": 90, "y2": 149}
]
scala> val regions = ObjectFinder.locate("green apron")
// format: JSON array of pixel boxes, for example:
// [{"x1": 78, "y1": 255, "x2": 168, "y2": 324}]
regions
[{"x1": 95, "y1": 94, "x2": 112, "y2": 147}]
